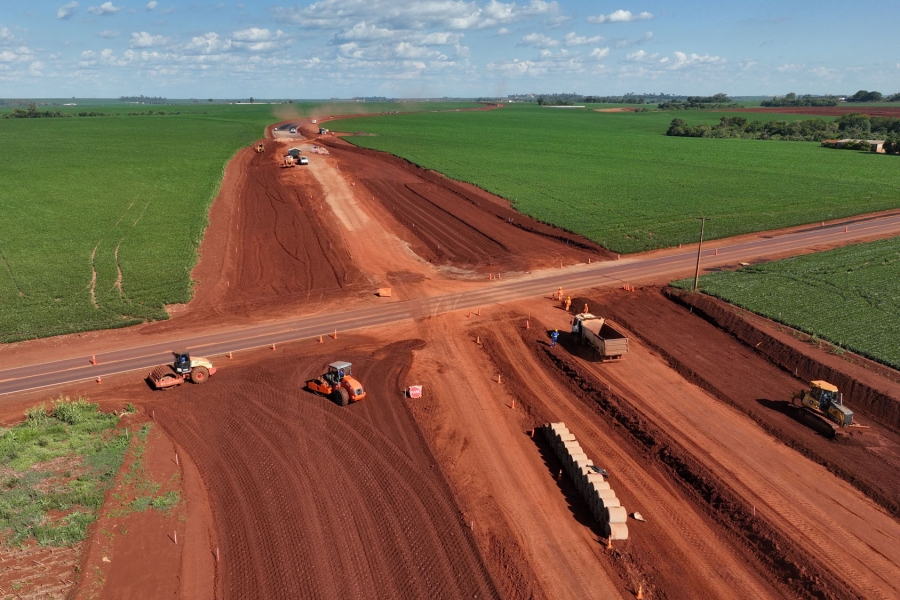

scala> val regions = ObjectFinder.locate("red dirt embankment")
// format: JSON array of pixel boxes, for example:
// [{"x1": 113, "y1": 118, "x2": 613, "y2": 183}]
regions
[
  {"x1": 665, "y1": 288, "x2": 900, "y2": 432},
  {"x1": 583, "y1": 288, "x2": 900, "y2": 518},
  {"x1": 187, "y1": 147, "x2": 365, "y2": 319},
  {"x1": 732, "y1": 106, "x2": 900, "y2": 118},
  {"x1": 320, "y1": 139, "x2": 613, "y2": 271}
]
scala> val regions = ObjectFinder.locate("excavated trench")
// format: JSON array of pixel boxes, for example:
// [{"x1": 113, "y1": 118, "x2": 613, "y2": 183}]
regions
[{"x1": 476, "y1": 320, "x2": 854, "y2": 600}]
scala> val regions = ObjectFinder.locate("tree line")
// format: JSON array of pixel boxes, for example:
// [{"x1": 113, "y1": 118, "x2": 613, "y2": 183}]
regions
[
  {"x1": 666, "y1": 113, "x2": 900, "y2": 143},
  {"x1": 658, "y1": 94, "x2": 738, "y2": 110},
  {"x1": 760, "y1": 93, "x2": 839, "y2": 107},
  {"x1": 1, "y1": 103, "x2": 187, "y2": 119}
]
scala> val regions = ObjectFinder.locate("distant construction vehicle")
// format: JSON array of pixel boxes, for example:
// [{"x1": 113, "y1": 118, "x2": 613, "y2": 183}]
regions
[
  {"x1": 571, "y1": 313, "x2": 629, "y2": 361},
  {"x1": 792, "y1": 380, "x2": 859, "y2": 434},
  {"x1": 148, "y1": 352, "x2": 216, "y2": 389},
  {"x1": 306, "y1": 361, "x2": 366, "y2": 406},
  {"x1": 255, "y1": 143, "x2": 264, "y2": 153}
]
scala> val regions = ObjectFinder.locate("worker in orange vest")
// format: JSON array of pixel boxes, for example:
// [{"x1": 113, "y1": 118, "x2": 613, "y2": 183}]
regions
[{"x1": 564, "y1": 296, "x2": 572, "y2": 311}]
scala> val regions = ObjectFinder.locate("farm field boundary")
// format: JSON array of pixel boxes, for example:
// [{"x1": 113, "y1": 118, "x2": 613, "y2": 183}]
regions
[
  {"x1": 665, "y1": 287, "x2": 900, "y2": 432},
  {"x1": 672, "y1": 237, "x2": 900, "y2": 370},
  {"x1": 333, "y1": 104, "x2": 900, "y2": 254}
]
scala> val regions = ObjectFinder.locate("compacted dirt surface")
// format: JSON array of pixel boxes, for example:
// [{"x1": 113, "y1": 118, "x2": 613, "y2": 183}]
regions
[{"x1": 2, "y1": 118, "x2": 900, "y2": 599}]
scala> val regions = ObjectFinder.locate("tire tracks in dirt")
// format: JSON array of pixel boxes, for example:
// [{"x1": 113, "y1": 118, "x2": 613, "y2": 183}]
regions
[
  {"x1": 476, "y1": 314, "x2": 781, "y2": 599},
  {"x1": 150, "y1": 342, "x2": 497, "y2": 600}
]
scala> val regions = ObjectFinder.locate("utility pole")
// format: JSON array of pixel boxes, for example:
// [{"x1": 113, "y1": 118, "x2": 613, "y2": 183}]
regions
[{"x1": 692, "y1": 217, "x2": 708, "y2": 292}]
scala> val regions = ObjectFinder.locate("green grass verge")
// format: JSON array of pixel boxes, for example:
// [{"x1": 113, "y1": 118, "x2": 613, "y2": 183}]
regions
[
  {"x1": 0, "y1": 101, "x2": 481, "y2": 342},
  {"x1": 671, "y1": 237, "x2": 900, "y2": 369},
  {"x1": 0, "y1": 397, "x2": 129, "y2": 546},
  {"x1": 331, "y1": 103, "x2": 900, "y2": 254}
]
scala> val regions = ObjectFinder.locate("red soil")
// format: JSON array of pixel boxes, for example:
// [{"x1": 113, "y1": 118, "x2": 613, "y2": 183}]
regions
[
  {"x1": 137, "y1": 338, "x2": 495, "y2": 599},
  {"x1": 732, "y1": 106, "x2": 900, "y2": 117},
  {"x1": 4, "y1": 113, "x2": 900, "y2": 599}
]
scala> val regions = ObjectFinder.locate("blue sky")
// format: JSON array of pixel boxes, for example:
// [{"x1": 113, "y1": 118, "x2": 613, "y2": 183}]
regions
[{"x1": 1, "y1": 1, "x2": 898, "y2": 98}]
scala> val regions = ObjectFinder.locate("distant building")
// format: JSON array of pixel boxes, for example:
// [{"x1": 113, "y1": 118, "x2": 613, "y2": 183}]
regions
[{"x1": 821, "y1": 139, "x2": 885, "y2": 153}]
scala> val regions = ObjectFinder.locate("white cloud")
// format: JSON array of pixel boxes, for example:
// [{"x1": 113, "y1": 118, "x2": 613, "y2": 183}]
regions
[
  {"x1": 87, "y1": 2, "x2": 122, "y2": 15},
  {"x1": 185, "y1": 32, "x2": 232, "y2": 54},
  {"x1": 276, "y1": 0, "x2": 559, "y2": 31},
  {"x1": 564, "y1": 32, "x2": 602, "y2": 46},
  {"x1": 739, "y1": 60, "x2": 756, "y2": 70},
  {"x1": 626, "y1": 49, "x2": 658, "y2": 61},
  {"x1": 810, "y1": 66, "x2": 839, "y2": 79},
  {"x1": 57, "y1": 2, "x2": 79, "y2": 19},
  {"x1": 589, "y1": 47, "x2": 609, "y2": 59},
  {"x1": 667, "y1": 51, "x2": 725, "y2": 70},
  {"x1": 98, "y1": 29, "x2": 119, "y2": 38},
  {"x1": 233, "y1": 28, "x2": 283, "y2": 42},
  {"x1": 498, "y1": 27, "x2": 510, "y2": 35},
  {"x1": 777, "y1": 63, "x2": 802, "y2": 73},
  {"x1": 588, "y1": 10, "x2": 653, "y2": 24},
  {"x1": 0, "y1": 46, "x2": 35, "y2": 63},
  {"x1": 29, "y1": 61, "x2": 44, "y2": 74},
  {"x1": 0, "y1": 27, "x2": 14, "y2": 44},
  {"x1": 519, "y1": 32, "x2": 559, "y2": 48},
  {"x1": 129, "y1": 31, "x2": 169, "y2": 48},
  {"x1": 146, "y1": 0, "x2": 157, "y2": 9}
]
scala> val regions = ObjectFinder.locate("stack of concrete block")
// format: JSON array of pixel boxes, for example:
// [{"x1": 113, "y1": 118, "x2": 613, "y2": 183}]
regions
[{"x1": 544, "y1": 422, "x2": 629, "y2": 540}]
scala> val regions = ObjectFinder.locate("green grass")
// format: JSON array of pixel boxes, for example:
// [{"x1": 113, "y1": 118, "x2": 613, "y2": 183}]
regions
[
  {"x1": 672, "y1": 237, "x2": 900, "y2": 369},
  {"x1": 0, "y1": 397, "x2": 129, "y2": 546},
  {"x1": 331, "y1": 103, "x2": 900, "y2": 254},
  {"x1": 0, "y1": 101, "x2": 481, "y2": 342}
]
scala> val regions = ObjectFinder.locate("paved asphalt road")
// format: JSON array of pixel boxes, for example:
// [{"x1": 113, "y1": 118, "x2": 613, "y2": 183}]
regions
[{"x1": 2, "y1": 212, "x2": 899, "y2": 396}]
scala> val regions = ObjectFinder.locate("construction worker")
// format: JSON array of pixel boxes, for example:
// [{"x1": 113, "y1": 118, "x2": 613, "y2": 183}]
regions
[
  {"x1": 550, "y1": 330, "x2": 559, "y2": 347},
  {"x1": 557, "y1": 287, "x2": 563, "y2": 301},
  {"x1": 583, "y1": 303, "x2": 589, "y2": 314},
  {"x1": 338, "y1": 368, "x2": 345, "y2": 380},
  {"x1": 564, "y1": 296, "x2": 572, "y2": 311}
]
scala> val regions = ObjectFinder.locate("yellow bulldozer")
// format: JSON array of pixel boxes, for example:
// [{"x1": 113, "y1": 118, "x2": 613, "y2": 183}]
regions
[{"x1": 791, "y1": 380, "x2": 863, "y2": 436}]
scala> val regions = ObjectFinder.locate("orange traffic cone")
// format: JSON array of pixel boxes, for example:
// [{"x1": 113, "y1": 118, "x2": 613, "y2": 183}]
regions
[
  {"x1": 636, "y1": 584, "x2": 644, "y2": 599},
  {"x1": 525, "y1": 319, "x2": 530, "y2": 329},
  {"x1": 96, "y1": 377, "x2": 102, "y2": 384},
  {"x1": 606, "y1": 538, "x2": 613, "y2": 550},
  {"x1": 333, "y1": 329, "x2": 337, "y2": 339},
  {"x1": 318, "y1": 335, "x2": 323, "y2": 343},
  {"x1": 228, "y1": 351, "x2": 233, "y2": 359},
  {"x1": 91, "y1": 354, "x2": 96, "y2": 365},
  {"x1": 476, "y1": 336, "x2": 481, "y2": 345}
]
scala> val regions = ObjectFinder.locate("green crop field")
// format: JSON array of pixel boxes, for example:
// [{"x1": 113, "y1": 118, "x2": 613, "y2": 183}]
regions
[
  {"x1": 332, "y1": 104, "x2": 900, "y2": 254},
  {"x1": 0, "y1": 101, "x2": 480, "y2": 342},
  {"x1": 673, "y1": 237, "x2": 900, "y2": 369}
]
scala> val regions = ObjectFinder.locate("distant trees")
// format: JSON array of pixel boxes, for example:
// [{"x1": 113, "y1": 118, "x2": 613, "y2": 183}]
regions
[
  {"x1": 883, "y1": 136, "x2": 900, "y2": 154},
  {"x1": 760, "y1": 93, "x2": 839, "y2": 107},
  {"x1": 846, "y1": 90, "x2": 883, "y2": 103},
  {"x1": 666, "y1": 113, "x2": 900, "y2": 144},
  {"x1": 119, "y1": 95, "x2": 167, "y2": 104},
  {"x1": 658, "y1": 94, "x2": 737, "y2": 110}
]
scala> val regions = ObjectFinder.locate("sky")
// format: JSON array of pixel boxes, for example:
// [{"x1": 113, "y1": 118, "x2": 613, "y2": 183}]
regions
[{"x1": 1, "y1": 0, "x2": 898, "y2": 99}]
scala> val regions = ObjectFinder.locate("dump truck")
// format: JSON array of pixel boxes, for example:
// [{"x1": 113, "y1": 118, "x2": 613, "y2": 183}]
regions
[
  {"x1": 148, "y1": 352, "x2": 216, "y2": 389},
  {"x1": 792, "y1": 380, "x2": 860, "y2": 435},
  {"x1": 571, "y1": 313, "x2": 628, "y2": 360},
  {"x1": 306, "y1": 361, "x2": 366, "y2": 406}
]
